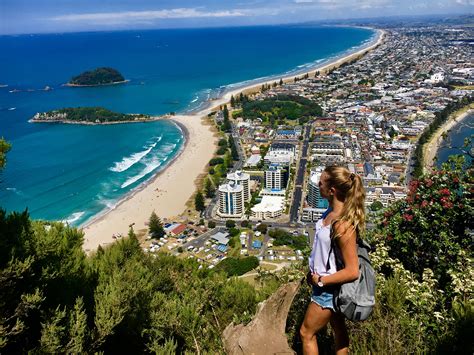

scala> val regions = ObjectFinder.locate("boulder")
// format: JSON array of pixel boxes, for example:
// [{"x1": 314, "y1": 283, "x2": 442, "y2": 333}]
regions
[{"x1": 223, "y1": 281, "x2": 301, "y2": 355}]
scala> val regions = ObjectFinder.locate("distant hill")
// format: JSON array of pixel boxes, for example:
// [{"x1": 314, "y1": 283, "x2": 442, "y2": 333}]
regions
[
  {"x1": 31, "y1": 107, "x2": 152, "y2": 124},
  {"x1": 68, "y1": 67, "x2": 126, "y2": 86}
]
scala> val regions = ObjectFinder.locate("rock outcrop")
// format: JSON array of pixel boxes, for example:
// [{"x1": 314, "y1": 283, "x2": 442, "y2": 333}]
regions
[{"x1": 223, "y1": 281, "x2": 301, "y2": 355}]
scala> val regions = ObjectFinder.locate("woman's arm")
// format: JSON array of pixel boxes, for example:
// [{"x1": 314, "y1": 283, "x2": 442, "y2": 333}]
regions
[{"x1": 312, "y1": 221, "x2": 359, "y2": 286}]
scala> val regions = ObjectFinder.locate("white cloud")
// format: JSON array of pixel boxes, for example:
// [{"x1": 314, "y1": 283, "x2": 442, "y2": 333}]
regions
[
  {"x1": 50, "y1": 8, "x2": 246, "y2": 24},
  {"x1": 293, "y1": 0, "x2": 393, "y2": 9},
  {"x1": 455, "y1": 0, "x2": 474, "y2": 5}
]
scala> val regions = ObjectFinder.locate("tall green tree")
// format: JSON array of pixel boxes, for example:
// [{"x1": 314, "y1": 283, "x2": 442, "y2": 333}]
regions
[
  {"x1": 194, "y1": 190, "x2": 205, "y2": 212},
  {"x1": 204, "y1": 178, "x2": 215, "y2": 198},
  {"x1": 148, "y1": 211, "x2": 165, "y2": 238},
  {"x1": 0, "y1": 138, "x2": 11, "y2": 169},
  {"x1": 222, "y1": 105, "x2": 231, "y2": 132}
]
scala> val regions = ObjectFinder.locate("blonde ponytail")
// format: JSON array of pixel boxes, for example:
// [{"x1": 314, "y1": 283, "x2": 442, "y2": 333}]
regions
[{"x1": 324, "y1": 166, "x2": 366, "y2": 235}]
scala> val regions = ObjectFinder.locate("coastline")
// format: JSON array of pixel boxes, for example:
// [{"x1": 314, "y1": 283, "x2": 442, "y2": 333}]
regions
[
  {"x1": 188, "y1": 28, "x2": 385, "y2": 115},
  {"x1": 29, "y1": 115, "x2": 168, "y2": 125},
  {"x1": 82, "y1": 114, "x2": 217, "y2": 252},
  {"x1": 82, "y1": 27, "x2": 384, "y2": 252},
  {"x1": 63, "y1": 79, "x2": 130, "y2": 87},
  {"x1": 423, "y1": 106, "x2": 474, "y2": 171}
]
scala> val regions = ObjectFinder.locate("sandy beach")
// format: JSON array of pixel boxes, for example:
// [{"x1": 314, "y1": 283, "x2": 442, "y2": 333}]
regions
[
  {"x1": 82, "y1": 28, "x2": 385, "y2": 252},
  {"x1": 82, "y1": 114, "x2": 217, "y2": 252},
  {"x1": 423, "y1": 106, "x2": 474, "y2": 172}
]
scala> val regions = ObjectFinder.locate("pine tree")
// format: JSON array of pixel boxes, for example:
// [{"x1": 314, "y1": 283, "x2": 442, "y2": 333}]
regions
[
  {"x1": 148, "y1": 211, "x2": 165, "y2": 238},
  {"x1": 279, "y1": 78, "x2": 283, "y2": 86},
  {"x1": 204, "y1": 178, "x2": 215, "y2": 198},
  {"x1": 230, "y1": 95, "x2": 235, "y2": 108},
  {"x1": 222, "y1": 105, "x2": 231, "y2": 132},
  {"x1": 195, "y1": 190, "x2": 205, "y2": 212}
]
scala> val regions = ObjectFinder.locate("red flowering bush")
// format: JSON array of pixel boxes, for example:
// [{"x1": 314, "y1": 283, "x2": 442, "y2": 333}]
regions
[{"x1": 377, "y1": 157, "x2": 473, "y2": 288}]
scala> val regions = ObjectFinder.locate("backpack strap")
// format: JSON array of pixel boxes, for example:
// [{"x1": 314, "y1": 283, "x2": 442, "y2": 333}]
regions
[{"x1": 326, "y1": 222, "x2": 360, "y2": 271}]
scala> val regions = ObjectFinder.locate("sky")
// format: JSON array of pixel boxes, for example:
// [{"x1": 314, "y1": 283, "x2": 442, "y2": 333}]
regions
[{"x1": 1, "y1": 0, "x2": 473, "y2": 35}]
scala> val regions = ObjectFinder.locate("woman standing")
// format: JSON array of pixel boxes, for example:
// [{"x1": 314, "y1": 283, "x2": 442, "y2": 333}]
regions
[{"x1": 300, "y1": 166, "x2": 366, "y2": 354}]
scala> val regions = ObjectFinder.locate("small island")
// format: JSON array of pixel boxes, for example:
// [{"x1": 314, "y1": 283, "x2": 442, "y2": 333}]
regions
[
  {"x1": 66, "y1": 67, "x2": 127, "y2": 87},
  {"x1": 30, "y1": 107, "x2": 156, "y2": 124}
]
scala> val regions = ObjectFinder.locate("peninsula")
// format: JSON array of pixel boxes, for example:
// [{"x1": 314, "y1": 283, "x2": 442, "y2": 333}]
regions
[
  {"x1": 66, "y1": 67, "x2": 127, "y2": 86},
  {"x1": 30, "y1": 107, "x2": 155, "y2": 124}
]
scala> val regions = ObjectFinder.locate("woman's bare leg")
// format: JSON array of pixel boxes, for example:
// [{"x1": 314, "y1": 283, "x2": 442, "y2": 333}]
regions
[
  {"x1": 330, "y1": 312, "x2": 349, "y2": 355},
  {"x1": 300, "y1": 302, "x2": 332, "y2": 355}
]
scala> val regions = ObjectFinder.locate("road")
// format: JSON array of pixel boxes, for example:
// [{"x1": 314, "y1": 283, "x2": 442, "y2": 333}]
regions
[
  {"x1": 289, "y1": 124, "x2": 311, "y2": 222},
  {"x1": 204, "y1": 123, "x2": 244, "y2": 220}
]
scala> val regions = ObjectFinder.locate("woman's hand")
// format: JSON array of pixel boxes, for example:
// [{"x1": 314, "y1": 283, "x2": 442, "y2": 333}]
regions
[{"x1": 307, "y1": 271, "x2": 320, "y2": 286}]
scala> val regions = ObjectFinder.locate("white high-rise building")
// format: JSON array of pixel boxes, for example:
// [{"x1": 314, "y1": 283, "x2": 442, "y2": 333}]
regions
[
  {"x1": 217, "y1": 181, "x2": 244, "y2": 218},
  {"x1": 307, "y1": 171, "x2": 329, "y2": 209},
  {"x1": 227, "y1": 170, "x2": 251, "y2": 202},
  {"x1": 264, "y1": 165, "x2": 289, "y2": 191}
]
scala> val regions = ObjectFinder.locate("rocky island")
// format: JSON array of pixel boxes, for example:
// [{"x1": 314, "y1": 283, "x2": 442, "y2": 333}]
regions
[
  {"x1": 30, "y1": 107, "x2": 155, "y2": 124},
  {"x1": 66, "y1": 67, "x2": 127, "y2": 86}
]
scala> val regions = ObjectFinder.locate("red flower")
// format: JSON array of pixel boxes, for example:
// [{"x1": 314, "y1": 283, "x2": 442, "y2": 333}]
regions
[
  {"x1": 425, "y1": 179, "x2": 433, "y2": 187},
  {"x1": 439, "y1": 188, "x2": 450, "y2": 196},
  {"x1": 442, "y1": 201, "x2": 453, "y2": 208},
  {"x1": 421, "y1": 200, "x2": 429, "y2": 208},
  {"x1": 387, "y1": 235, "x2": 393, "y2": 241},
  {"x1": 453, "y1": 177, "x2": 459, "y2": 184},
  {"x1": 403, "y1": 214, "x2": 413, "y2": 222}
]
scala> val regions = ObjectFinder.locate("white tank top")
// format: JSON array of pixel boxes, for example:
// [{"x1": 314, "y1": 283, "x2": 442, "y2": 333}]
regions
[{"x1": 309, "y1": 219, "x2": 337, "y2": 276}]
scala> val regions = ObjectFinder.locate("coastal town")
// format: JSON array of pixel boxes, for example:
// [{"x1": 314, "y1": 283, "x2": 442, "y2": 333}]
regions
[
  {"x1": 2, "y1": 5, "x2": 473, "y2": 352},
  {"x1": 135, "y1": 22, "x2": 473, "y2": 274}
]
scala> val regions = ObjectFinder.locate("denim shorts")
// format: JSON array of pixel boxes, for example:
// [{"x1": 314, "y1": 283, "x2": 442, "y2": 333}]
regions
[{"x1": 311, "y1": 285, "x2": 335, "y2": 311}]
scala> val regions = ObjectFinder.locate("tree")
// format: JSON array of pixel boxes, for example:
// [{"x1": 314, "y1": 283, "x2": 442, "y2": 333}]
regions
[
  {"x1": 225, "y1": 220, "x2": 236, "y2": 229},
  {"x1": 222, "y1": 105, "x2": 231, "y2": 132},
  {"x1": 379, "y1": 157, "x2": 472, "y2": 287},
  {"x1": 279, "y1": 78, "x2": 283, "y2": 86},
  {"x1": 230, "y1": 95, "x2": 235, "y2": 108},
  {"x1": 194, "y1": 190, "x2": 205, "y2": 212},
  {"x1": 370, "y1": 201, "x2": 384, "y2": 212},
  {"x1": 148, "y1": 211, "x2": 165, "y2": 238},
  {"x1": 0, "y1": 138, "x2": 11, "y2": 169},
  {"x1": 208, "y1": 221, "x2": 216, "y2": 228},
  {"x1": 228, "y1": 135, "x2": 239, "y2": 161},
  {"x1": 204, "y1": 178, "x2": 215, "y2": 198},
  {"x1": 256, "y1": 223, "x2": 268, "y2": 234}
]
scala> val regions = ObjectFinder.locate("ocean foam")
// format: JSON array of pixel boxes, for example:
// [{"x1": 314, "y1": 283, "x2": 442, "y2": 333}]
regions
[
  {"x1": 110, "y1": 136, "x2": 162, "y2": 173},
  {"x1": 120, "y1": 158, "x2": 163, "y2": 189},
  {"x1": 64, "y1": 211, "x2": 85, "y2": 224}
]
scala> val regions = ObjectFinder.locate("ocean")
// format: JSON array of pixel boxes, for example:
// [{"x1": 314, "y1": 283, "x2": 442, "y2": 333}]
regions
[
  {"x1": 0, "y1": 25, "x2": 374, "y2": 225},
  {"x1": 436, "y1": 112, "x2": 473, "y2": 167}
]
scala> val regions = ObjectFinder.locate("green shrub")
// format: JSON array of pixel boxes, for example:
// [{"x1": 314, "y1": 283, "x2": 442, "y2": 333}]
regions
[
  {"x1": 215, "y1": 257, "x2": 259, "y2": 276},
  {"x1": 209, "y1": 157, "x2": 224, "y2": 166},
  {"x1": 378, "y1": 157, "x2": 473, "y2": 288}
]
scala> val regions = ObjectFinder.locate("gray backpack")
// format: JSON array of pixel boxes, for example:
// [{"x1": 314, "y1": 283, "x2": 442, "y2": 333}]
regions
[{"x1": 327, "y1": 229, "x2": 376, "y2": 321}]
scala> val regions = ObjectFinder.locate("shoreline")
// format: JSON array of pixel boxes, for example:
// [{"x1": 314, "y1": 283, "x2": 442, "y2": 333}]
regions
[
  {"x1": 80, "y1": 117, "x2": 189, "y2": 229},
  {"x1": 29, "y1": 115, "x2": 168, "y2": 125},
  {"x1": 82, "y1": 114, "x2": 216, "y2": 252},
  {"x1": 63, "y1": 79, "x2": 130, "y2": 87},
  {"x1": 423, "y1": 106, "x2": 474, "y2": 171},
  {"x1": 82, "y1": 27, "x2": 385, "y2": 252},
  {"x1": 187, "y1": 28, "x2": 385, "y2": 115}
]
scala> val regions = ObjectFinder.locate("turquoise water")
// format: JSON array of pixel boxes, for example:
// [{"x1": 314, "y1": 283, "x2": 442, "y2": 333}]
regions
[
  {"x1": 0, "y1": 25, "x2": 375, "y2": 225},
  {"x1": 436, "y1": 112, "x2": 473, "y2": 167}
]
